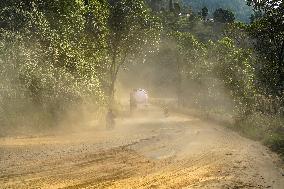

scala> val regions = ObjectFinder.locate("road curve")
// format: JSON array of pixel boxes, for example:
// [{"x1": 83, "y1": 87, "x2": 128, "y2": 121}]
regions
[{"x1": 1, "y1": 107, "x2": 283, "y2": 188}]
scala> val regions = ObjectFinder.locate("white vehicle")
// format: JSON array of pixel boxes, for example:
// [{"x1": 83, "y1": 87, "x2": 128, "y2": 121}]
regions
[{"x1": 130, "y1": 88, "x2": 149, "y2": 111}]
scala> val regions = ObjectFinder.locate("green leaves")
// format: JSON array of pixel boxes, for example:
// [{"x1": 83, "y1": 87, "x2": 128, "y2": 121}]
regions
[
  {"x1": 213, "y1": 8, "x2": 235, "y2": 23},
  {"x1": 106, "y1": 0, "x2": 160, "y2": 100},
  {"x1": 166, "y1": 29, "x2": 256, "y2": 114},
  {"x1": 0, "y1": 0, "x2": 109, "y2": 127},
  {"x1": 247, "y1": 0, "x2": 284, "y2": 94},
  {"x1": 0, "y1": 0, "x2": 162, "y2": 126}
]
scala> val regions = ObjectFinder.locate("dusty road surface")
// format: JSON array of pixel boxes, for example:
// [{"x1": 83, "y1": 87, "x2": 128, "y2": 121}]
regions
[{"x1": 1, "y1": 106, "x2": 284, "y2": 189}]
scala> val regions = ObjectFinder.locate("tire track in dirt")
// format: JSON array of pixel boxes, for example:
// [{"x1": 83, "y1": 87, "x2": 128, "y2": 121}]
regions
[{"x1": 0, "y1": 109, "x2": 283, "y2": 189}]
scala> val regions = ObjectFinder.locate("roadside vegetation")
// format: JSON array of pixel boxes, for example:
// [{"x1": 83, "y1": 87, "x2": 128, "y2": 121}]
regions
[
  {"x1": 0, "y1": 0, "x2": 283, "y2": 157},
  {"x1": 0, "y1": 0, "x2": 159, "y2": 133},
  {"x1": 146, "y1": 0, "x2": 284, "y2": 158}
]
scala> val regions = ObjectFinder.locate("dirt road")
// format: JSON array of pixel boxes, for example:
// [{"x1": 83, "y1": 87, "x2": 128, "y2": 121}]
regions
[{"x1": 1, "y1": 107, "x2": 284, "y2": 188}]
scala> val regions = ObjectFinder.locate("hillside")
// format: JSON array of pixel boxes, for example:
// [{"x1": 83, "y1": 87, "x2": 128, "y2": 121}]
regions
[{"x1": 182, "y1": 0, "x2": 253, "y2": 23}]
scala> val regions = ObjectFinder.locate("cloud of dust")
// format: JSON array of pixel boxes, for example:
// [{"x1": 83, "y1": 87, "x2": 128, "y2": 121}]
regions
[{"x1": 116, "y1": 39, "x2": 236, "y2": 121}]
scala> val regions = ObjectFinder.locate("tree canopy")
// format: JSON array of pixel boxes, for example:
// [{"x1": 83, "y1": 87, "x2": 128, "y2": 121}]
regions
[
  {"x1": 247, "y1": 0, "x2": 284, "y2": 94},
  {"x1": 213, "y1": 8, "x2": 235, "y2": 23},
  {"x1": 0, "y1": 0, "x2": 159, "y2": 127}
]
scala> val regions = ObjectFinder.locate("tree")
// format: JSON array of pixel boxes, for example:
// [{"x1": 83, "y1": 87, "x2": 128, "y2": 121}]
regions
[
  {"x1": 201, "y1": 6, "x2": 208, "y2": 20},
  {"x1": 173, "y1": 3, "x2": 181, "y2": 14},
  {"x1": 223, "y1": 22, "x2": 252, "y2": 48},
  {"x1": 206, "y1": 38, "x2": 255, "y2": 114},
  {"x1": 247, "y1": 0, "x2": 283, "y2": 12},
  {"x1": 161, "y1": 32, "x2": 255, "y2": 113},
  {"x1": 247, "y1": 0, "x2": 284, "y2": 94},
  {"x1": 147, "y1": 0, "x2": 163, "y2": 12},
  {"x1": 169, "y1": 0, "x2": 174, "y2": 12},
  {"x1": 250, "y1": 10, "x2": 262, "y2": 23},
  {"x1": 213, "y1": 8, "x2": 235, "y2": 23},
  {"x1": 0, "y1": 0, "x2": 109, "y2": 127},
  {"x1": 170, "y1": 32, "x2": 204, "y2": 106},
  {"x1": 107, "y1": 0, "x2": 159, "y2": 104}
]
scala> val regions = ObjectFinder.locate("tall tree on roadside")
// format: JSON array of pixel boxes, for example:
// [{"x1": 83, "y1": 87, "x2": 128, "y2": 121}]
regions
[
  {"x1": 201, "y1": 6, "x2": 208, "y2": 20},
  {"x1": 173, "y1": 3, "x2": 181, "y2": 14},
  {"x1": 107, "y1": 0, "x2": 159, "y2": 104},
  {"x1": 0, "y1": 0, "x2": 109, "y2": 127},
  {"x1": 169, "y1": 0, "x2": 174, "y2": 12},
  {"x1": 169, "y1": 32, "x2": 205, "y2": 106},
  {"x1": 250, "y1": 10, "x2": 262, "y2": 23},
  {"x1": 147, "y1": 0, "x2": 163, "y2": 12},
  {"x1": 247, "y1": 0, "x2": 284, "y2": 94},
  {"x1": 213, "y1": 8, "x2": 235, "y2": 23}
]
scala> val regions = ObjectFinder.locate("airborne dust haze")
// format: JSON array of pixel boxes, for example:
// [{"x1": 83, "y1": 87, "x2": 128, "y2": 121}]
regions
[{"x1": 1, "y1": 0, "x2": 284, "y2": 188}]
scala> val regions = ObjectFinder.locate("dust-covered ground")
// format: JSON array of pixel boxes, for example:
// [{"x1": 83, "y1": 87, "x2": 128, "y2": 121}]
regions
[{"x1": 0, "y1": 106, "x2": 284, "y2": 189}]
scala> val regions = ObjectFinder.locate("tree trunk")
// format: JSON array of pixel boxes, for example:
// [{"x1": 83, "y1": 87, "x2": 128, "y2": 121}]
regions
[
  {"x1": 108, "y1": 54, "x2": 117, "y2": 107},
  {"x1": 108, "y1": 52, "x2": 124, "y2": 107},
  {"x1": 176, "y1": 52, "x2": 182, "y2": 107},
  {"x1": 109, "y1": 78, "x2": 115, "y2": 106},
  {"x1": 277, "y1": 40, "x2": 284, "y2": 94}
]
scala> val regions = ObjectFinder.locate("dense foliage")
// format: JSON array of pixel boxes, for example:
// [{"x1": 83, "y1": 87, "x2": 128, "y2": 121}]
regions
[
  {"x1": 0, "y1": 0, "x2": 283, "y2": 155},
  {"x1": 0, "y1": 0, "x2": 158, "y2": 129},
  {"x1": 143, "y1": 0, "x2": 283, "y2": 156},
  {"x1": 247, "y1": 0, "x2": 284, "y2": 95},
  {"x1": 107, "y1": 0, "x2": 160, "y2": 102},
  {"x1": 0, "y1": 0, "x2": 108, "y2": 128},
  {"x1": 213, "y1": 8, "x2": 235, "y2": 23}
]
